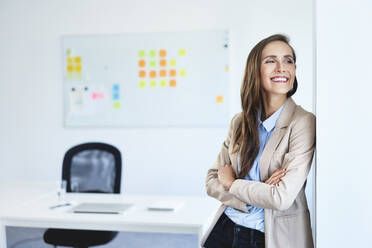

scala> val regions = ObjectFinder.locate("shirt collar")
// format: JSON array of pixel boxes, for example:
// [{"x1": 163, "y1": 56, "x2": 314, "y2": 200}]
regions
[{"x1": 259, "y1": 103, "x2": 285, "y2": 132}]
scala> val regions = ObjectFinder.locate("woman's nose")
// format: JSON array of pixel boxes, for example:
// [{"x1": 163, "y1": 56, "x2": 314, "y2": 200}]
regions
[{"x1": 276, "y1": 62, "x2": 286, "y2": 72}]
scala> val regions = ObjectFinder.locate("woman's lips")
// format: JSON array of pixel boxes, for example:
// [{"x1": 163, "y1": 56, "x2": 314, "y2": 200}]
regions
[{"x1": 270, "y1": 76, "x2": 288, "y2": 83}]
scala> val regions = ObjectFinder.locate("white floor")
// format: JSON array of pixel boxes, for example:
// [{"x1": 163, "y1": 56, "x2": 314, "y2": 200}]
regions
[{"x1": 6, "y1": 227, "x2": 198, "y2": 248}]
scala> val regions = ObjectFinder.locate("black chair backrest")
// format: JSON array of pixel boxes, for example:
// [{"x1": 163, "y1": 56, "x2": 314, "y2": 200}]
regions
[{"x1": 62, "y1": 143, "x2": 121, "y2": 194}]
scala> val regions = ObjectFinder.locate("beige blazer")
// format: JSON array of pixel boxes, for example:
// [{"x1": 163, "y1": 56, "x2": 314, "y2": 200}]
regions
[{"x1": 202, "y1": 97, "x2": 315, "y2": 248}]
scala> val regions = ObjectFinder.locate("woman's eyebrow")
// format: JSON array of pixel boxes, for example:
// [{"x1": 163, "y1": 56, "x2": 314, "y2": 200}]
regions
[{"x1": 262, "y1": 55, "x2": 294, "y2": 60}]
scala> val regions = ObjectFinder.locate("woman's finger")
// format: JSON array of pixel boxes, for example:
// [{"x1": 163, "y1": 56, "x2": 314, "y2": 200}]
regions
[
  {"x1": 270, "y1": 171, "x2": 285, "y2": 181},
  {"x1": 268, "y1": 173, "x2": 286, "y2": 184},
  {"x1": 270, "y1": 178, "x2": 282, "y2": 185},
  {"x1": 265, "y1": 178, "x2": 272, "y2": 184},
  {"x1": 266, "y1": 172, "x2": 281, "y2": 184},
  {"x1": 265, "y1": 169, "x2": 286, "y2": 184},
  {"x1": 268, "y1": 179, "x2": 278, "y2": 185},
  {"x1": 272, "y1": 169, "x2": 285, "y2": 178},
  {"x1": 271, "y1": 178, "x2": 279, "y2": 184},
  {"x1": 271, "y1": 169, "x2": 284, "y2": 177}
]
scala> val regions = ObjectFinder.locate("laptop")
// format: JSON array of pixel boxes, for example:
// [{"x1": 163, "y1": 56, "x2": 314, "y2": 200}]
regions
[{"x1": 70, "y1": 202, "x2": 133, "y2": 214}]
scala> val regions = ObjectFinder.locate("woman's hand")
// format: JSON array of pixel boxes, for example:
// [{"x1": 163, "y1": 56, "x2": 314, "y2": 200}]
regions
[
  {"x1": 265, "y1": 168, "x2": 286, "y2": 185},
  {"x1": 218, "y1": 165, "x2": 236, "y2": 191}
]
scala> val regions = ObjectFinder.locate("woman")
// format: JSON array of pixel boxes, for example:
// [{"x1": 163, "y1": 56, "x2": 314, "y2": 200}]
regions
[{"x1": 202, "y1": 34, "x2": 315, "y2": 248}]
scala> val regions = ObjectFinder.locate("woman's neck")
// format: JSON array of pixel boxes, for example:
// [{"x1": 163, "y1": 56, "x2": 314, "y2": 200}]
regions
[{"x1": 263, "y1": 94, "x2": 287, "y2": 120}]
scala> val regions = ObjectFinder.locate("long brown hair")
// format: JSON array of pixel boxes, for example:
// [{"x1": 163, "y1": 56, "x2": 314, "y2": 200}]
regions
[{"x1": 232, "y1": 34, "x2": 297, "y2": 178}]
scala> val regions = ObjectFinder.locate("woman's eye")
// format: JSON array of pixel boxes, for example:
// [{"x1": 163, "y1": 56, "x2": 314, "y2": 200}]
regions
[
  {"x1": 286, "y1": 59, "x2": 293, "y2": 64},
  {"x1": 265, "y1": 60, "x2": 275, "y2": 64}
]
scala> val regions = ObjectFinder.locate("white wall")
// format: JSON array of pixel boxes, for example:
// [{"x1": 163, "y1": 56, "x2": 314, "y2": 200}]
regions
[
  {"x1": 316, "y1": 0, "x2": 372, "y2": 246},
  {"x1": 0, "y1": 0, "x2": 313, "y2": 198}
]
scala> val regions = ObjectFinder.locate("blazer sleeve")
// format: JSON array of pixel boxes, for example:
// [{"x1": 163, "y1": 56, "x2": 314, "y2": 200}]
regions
[
  {"x1": 228, "y1": 112, "x2": 316, "y2": 211},
  {"x1": 205, "y1": 113, "x2": 249, "y2": 212}
]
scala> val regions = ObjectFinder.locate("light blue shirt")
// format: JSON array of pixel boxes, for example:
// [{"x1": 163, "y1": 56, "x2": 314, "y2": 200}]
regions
[{"x1": 224, "y1": 103, "x2": 285, "y2": 233}]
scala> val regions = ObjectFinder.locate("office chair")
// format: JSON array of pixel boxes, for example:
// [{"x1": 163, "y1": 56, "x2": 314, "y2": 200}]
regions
[{"x1": 43, "y1": 142, "x2": 122, "y2": 248}]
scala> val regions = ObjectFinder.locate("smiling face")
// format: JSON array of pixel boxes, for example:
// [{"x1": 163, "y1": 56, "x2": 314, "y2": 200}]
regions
[{"x1": 260, "y1": 41, "x2": 296, "y2": 99}]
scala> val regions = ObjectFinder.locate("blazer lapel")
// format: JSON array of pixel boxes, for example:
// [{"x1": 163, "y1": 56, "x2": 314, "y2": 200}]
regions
[{"x1": 259, "y1": 97, "x2": 297, "y2": 181}]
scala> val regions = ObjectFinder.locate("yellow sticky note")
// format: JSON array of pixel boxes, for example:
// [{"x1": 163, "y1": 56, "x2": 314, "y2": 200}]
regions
[
  {"x1": 178, "y1": 49, "x2": 186, "y2": 56},
  {"x1": 138, "y1": 50, "x2": 145, "y2": 58},
  {"x1": 149, "y1": 50, "x2": 156, "y2": 57},
  {"x1": 75, "y1": 65, "x2": 82, "y2": 73},
  {"x1": 74, "y1": 56, "x2": 81, "y2": 63},
  {"x1": 67, "y1": 57, "x2": 73, "y2": 64},
  {"x1": 170, "y1": 59, "x2": 176, "y2": 66},
  {"x1": 150, "y1": 80, "x2": 156, "y2": 87},
  {"x1": 225, "y1": 65, "x2": 229, "y2": 72},
  {"x1": 160, "y1": 80, "x2": 167, "y2": 87},
  {"x1": 149, "y1": 60, "x2": 156, "y2": 67},
  {"x1": 113, "y1": 101, "x2": 121, "y2": 109},
  {"x1": 139, "y1": 81, "x2": 146, "y2": 88},
  {"x1": 180, "y1": 69, "x2": 187, "y2": 76},
  {"x1": 216, "y1": 95, "x2": 224, "y2": 103}
]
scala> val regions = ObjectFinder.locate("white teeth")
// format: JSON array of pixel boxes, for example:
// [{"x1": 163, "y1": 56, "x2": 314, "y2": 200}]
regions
[{"x1": 271, "y1": 77, "x2": 287, "y2": 82}]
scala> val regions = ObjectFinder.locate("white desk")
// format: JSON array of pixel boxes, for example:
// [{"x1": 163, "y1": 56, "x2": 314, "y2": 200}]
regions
[{"x1": 0, "y1": 182, "x2": 220, "y2": 248}]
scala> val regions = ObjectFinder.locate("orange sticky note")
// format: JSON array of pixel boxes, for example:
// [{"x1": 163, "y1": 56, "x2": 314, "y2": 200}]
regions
[
  {"x1": 159, "y1": 49, "x2": 167, "y2": 57},
  {"x1": 169, "y1": 69, "x2": 176, "y2": 77},
  {"x1": 67, "y1": 65, "x2": 73, "y2": 73},
  {"x1": 139, "y1": 70, "x2": 146, "y2": 78},
  {"x1": 149, "y1": 70, "x2": 156, "y2": 78},
  {"x1": 159, "y1": 70, "x2": 167, "y2": 77},
  {"x1": 159, "y1": 59, "x2": 167, "y2": 67},
  {"x1": 138, "y1": 60, "x2": 146, "y2": 67},
  {"x1": 216, "y1": 95, "x2": 224, "y2": 103},
  {"x1": 169, "y1": 79, "x2": 176, "y2": 87}
]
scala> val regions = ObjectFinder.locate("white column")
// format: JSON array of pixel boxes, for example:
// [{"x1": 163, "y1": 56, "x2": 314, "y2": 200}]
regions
[
  {"x1": 316, "y1": 0, "x2": 372, "y2": 247},
  {"x1": 0, "y1": 223, "x2": 6, "y2": 248}
]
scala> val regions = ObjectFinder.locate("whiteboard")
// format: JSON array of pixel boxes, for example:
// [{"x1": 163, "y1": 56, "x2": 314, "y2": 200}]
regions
[{"x1": 62, "y1": 30, "x2": 229, "y2": 127}]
